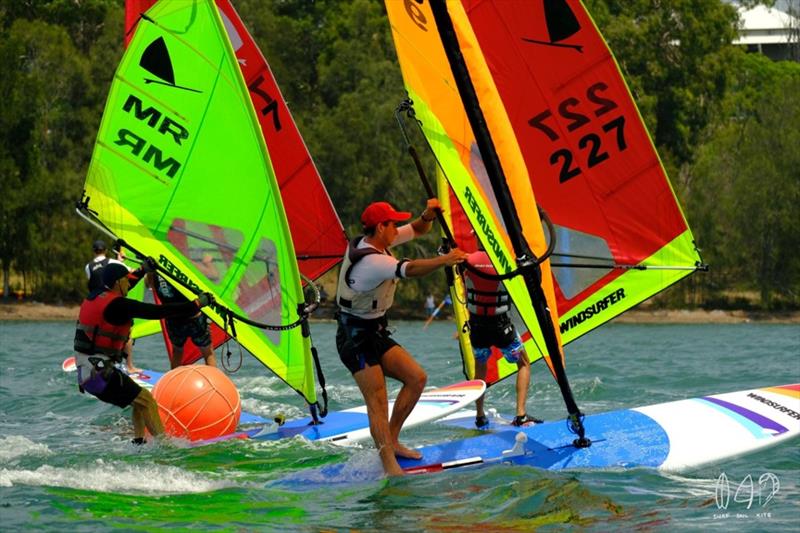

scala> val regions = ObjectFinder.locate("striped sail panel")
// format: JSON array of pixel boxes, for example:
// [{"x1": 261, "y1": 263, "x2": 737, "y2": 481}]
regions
[
  {"x1": 461, "y1": 0, "x2": 701, "y2": 342},
  {"x1": 85, "y1": 0, "x2": 316, "y2": 402},
  {"x1": 385, "y1": 0, "x2": 564, "y2": 378}
]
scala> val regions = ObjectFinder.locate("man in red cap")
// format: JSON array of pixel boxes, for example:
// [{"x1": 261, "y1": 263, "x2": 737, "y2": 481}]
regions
[{"x1": 335, "y1": 198, "x2": 468, "y2": 476}]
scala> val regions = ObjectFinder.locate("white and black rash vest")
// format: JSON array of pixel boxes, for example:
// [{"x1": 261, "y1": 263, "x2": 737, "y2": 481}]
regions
[
  {"x1": 86, "y1": 257, "x2": 110, "y2": 294},
  {"x1": 336, "y1": 236, "x2": 405, "y2": 319}
]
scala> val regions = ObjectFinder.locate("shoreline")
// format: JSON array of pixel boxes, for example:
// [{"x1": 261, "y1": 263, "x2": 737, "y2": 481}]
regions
[{"x1": 1, "y1": 302, "x2": 798, "y2": 324}]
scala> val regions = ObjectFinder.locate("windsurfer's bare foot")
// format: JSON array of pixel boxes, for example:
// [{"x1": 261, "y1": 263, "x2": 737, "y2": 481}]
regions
[
  {"x1": 127, "y1": 367, "x2": 142, "y2": 374},
  {"x1": 379, "y1": 445, "x2": 405, "y2": 476},
  {"x1": 394, "y1": 442, "x2": 422, "y2": 460}
]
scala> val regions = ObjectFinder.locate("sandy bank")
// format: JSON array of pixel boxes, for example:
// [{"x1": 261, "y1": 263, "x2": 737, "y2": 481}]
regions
[{"x1": 1, "y1": 302, "x2": 798, "y2": 324}]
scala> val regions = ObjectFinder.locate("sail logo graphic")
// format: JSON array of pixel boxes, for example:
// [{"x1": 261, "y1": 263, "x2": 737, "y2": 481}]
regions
[
  {"x1": 140, "y1": 37, "x2": 201, "y2": 93},
  {"x1": 522, "y1": 0, "x2": 584, "y2": 52}
]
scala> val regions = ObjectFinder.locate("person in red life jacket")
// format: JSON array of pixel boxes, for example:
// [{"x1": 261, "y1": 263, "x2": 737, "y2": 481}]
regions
[
  {"x1": 145, "y1": 271, "x2": 217, "y2": 370},
  {"x1": 85, "y1": 239, "x2": 140, "y2": 373},
  {"x1": 74, "y1": 259, "x2": 216, "y2": 444},
  {"x1": 463, "y1": 242, "x2": 543, "y2": 429},
  {"x1": 336, "y1": 199, "x2": 468, "y2": 476}
]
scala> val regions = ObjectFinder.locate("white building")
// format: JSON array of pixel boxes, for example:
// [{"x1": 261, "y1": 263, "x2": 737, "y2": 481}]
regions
[{"x1": 734, "y1": 4, "x2": 799, "y2": 61}]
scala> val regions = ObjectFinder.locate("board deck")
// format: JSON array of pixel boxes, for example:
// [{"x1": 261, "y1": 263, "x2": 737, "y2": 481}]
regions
[
  {"x1": 62, "y1": 357, "x2": 485, "y2": 445},
  {"x1": 276, "y1": 383, "x2": 800, "y2": 485},
  {"x1": 250, "y1": 380, "x2": 486, "y2": 445}
]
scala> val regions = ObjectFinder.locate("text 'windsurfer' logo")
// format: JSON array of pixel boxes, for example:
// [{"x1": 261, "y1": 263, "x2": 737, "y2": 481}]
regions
[
  {"x1": 114, "y1": 95, "x2": 188, "y2": 179},
  {"x1": 747, "y1": 393, "x2": 800, "y2": 420},
  {"x1": 560, "y1": 288, "x2": 625, "y2": 333},
  {"x1": 522, "y1": 0, "x2": 583, "y2": 52},
  {"x1": 463, "y1": 186, "x2": 510, "y2": 273}
]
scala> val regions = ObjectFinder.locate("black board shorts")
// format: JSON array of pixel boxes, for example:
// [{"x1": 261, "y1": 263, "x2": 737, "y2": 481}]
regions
[
  {"x1": 166, "y1": 314, "x2": 211, "y2": 348},
  {"x1": 91, "y1": 367, "x2": 141, "y2": 408},
  {"x1": 468, "y1": 313, "x2": 517, "y2": 350},
  {"x1": 336, "y1": 312, "x2": 399, "y2": 374}
]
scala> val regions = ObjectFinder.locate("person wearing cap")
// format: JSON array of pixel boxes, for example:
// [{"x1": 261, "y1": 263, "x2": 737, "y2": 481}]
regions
[
  {"x1": 463, "y1": 241, "x2": 542, "y2": 429},
  {"x1": 74, "y1": 258, "x2": 216, "y2": 444},
  {"x1": 335, "y1": 198, "x2": 468, "y2": 476},
  {"x1": 84, "y1": 239, "x2": 140, "y2": 373}
]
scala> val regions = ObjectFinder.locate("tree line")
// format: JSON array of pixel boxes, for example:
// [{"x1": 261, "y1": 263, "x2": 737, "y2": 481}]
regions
[{"x1": 1, "y1": 0, "x2": 798, "y2": 311}]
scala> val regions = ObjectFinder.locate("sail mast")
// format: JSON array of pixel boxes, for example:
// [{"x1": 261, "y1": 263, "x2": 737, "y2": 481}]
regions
[{"x1": 428, "y1": 1, "x2": 585, "y2": 435}]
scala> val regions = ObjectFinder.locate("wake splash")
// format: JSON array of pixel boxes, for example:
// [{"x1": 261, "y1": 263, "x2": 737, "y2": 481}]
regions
[
  {"x1": 0, "y1": 460, "x2": 236, "y2": 494},
  {"x1": 0, "y1": 435, "x2": 53, "y2": 462}
]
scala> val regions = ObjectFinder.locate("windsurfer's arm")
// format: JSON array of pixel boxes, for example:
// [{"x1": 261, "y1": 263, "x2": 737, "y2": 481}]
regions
[
  {"x1": 404, "y1": 248, "x2": 468, "y2": 278},
  {"x1": 410, "y1": 198, "x2": 440, "y2": 237},
  {"x1": 104, "y1": 297, "x2": 202, "y2": 324},
  {"x1": 126, "y1": 257, "x2": 157, "y2": 290}
]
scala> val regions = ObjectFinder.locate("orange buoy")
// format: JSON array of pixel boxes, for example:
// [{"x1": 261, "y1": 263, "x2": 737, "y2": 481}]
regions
[{"x1": 152, "y1": 365, "x2": 241, "y2": 441}]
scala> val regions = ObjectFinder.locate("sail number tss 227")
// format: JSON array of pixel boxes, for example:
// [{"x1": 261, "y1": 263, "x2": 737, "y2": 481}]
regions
[{"x1": 528, "y1": 81, "x2": 627, "y2": 184}]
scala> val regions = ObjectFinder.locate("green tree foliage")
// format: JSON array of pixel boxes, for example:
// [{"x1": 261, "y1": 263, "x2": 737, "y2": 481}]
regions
[
  {"x1": 1, "y1": 0, "x2": 797, "y2": 313},
  {"x1": 690, "y1": 55, "x2": 800, "y2": 308},
  {"x1": 0, "y1": 1, "x2": 121, "y2": 301},
  {"x1": 234, "y1": 0, "x2": 445, "y2": 308},
  {"x1": 586, "y1": 0, "x2": 739, "y2": 174}
]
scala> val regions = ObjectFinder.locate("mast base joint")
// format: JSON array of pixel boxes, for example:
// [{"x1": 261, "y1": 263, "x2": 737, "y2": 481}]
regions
[{"x1": 572, "y1": 437, "x2": 592, "y2": 448}]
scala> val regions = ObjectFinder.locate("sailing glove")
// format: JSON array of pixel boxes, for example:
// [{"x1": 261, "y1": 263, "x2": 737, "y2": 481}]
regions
[
  {"x1": 141, "y1": 256, "x2": 158, "y2": 273},
  {"x1": 197, "y1": 292, "x2": 215, "y2": 308}
]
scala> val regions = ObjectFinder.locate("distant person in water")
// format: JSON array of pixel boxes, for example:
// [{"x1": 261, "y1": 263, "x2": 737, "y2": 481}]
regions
[
  {"x1": 145, "y1": 272, "x2": 218, "y2": 370},
  {"x1": 84, "y1": 239, "x2": 139, "y2": 373},
  {"x1": 335, "y1": 199, "x2": 468, "y2": 476},
  {"x1": 463, "y1": 242, "x2": 542, "y2": 429},
  {"x1": 425, "y1": 294, "x2": 436, "y2": 317},
  {"x1": 74, "y1": 259, "x2": 216, "y2": 443}
]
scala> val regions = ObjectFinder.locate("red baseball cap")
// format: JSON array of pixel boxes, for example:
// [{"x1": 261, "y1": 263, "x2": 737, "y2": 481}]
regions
[{"x1": 361, "y1": 201, "x2": 412, "y2": 228}]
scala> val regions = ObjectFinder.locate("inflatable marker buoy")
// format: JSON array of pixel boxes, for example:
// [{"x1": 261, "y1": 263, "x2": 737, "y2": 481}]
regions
[{"x1": 153, "y1": 366, "x2": 241, "y2": 441}]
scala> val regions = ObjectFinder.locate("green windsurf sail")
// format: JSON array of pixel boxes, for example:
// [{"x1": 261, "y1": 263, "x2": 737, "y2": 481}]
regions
[{"x1": 79, "y1": 0, "x2": 322, "y2": 407}]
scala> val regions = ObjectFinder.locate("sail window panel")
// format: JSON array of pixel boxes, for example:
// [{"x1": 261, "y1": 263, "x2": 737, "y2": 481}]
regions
[
  {"x1": 234, "y1": 238, "x2": 281, "y2": 345},
  {"x1": 550, "y1": 224, "x2": 613, "y2": 300},
  {"x1": 167, "y1": 219, "x2": 243, "y2": 286}
]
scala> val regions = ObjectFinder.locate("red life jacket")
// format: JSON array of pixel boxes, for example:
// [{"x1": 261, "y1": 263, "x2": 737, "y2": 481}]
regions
[
  {"x1": 73, "y1": 291, "x2": 131, "y2": 359},
  {"x1": 464, "y1": 250, "x2": 510, "y2": 316}
]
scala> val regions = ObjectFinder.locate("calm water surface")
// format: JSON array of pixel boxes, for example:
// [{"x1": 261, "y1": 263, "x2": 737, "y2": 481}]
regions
[{"x1": 1, "y1": 319, "x2": 798, "y2": 531}]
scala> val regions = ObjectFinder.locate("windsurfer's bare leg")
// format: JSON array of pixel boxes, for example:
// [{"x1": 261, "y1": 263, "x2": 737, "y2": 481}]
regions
[
  {"x1": 515, "y1": 351, "x2": 531, "y2": 417},
  {"x1": 170, "y1": 345, "x2": 184, "y2": 370},
  {"x1": 124, "y1": 339, "x2": 140, "y2": 373},
  {"x1": 353, "y1": 364, "x2": 403, "y2": 476},
  {"x1": 474, "y1": 359, "x2": 488, "y2": 418},
  {"x1": 200, "y1": 344, "x2": 217, "y2": 368},
  {"x1": 381, "y1": 345, "x2": 426, "y2": 460},
  {"x1": 131, "y1": 389, "x2": 164, "y2": 439}
]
